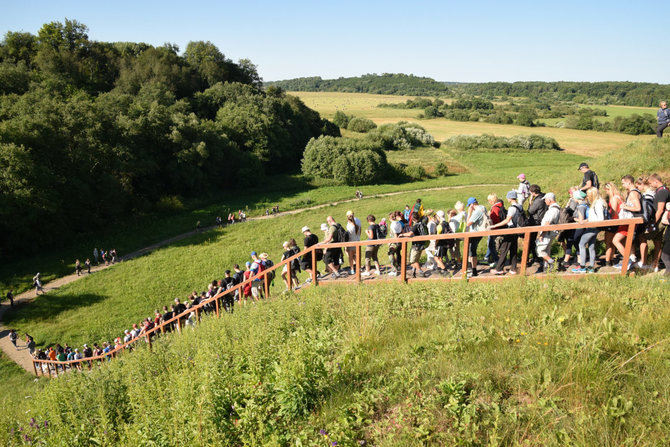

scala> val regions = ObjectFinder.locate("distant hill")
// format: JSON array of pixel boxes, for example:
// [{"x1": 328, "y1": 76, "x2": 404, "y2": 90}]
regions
[{"x1": 266, "y1": 73, "x2": 451, "y2": 96}]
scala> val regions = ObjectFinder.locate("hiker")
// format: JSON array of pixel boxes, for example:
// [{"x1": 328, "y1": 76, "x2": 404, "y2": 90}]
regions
[
  {"x1": 424, "y1": 211, "x2": 439, "y2": 270},
  {"x1": 345, "y1": 210, "x2": 362, "y2": 275},
  {"x1": 322, "y1": 216, "x2": 344, "y2": 278},
  {"x1": 516, "y1": 174, "x2": 531, "y2": 205},
  {"x1": 639, "y1": 173, "x2": 669, "y2": 271},
  {"x1": 464, "y1": 197, "x2": 487, "y2": 278},
  {"x1": 362, "y1": 214, "x2": 382, "y2": 276},
  {"x1": 26, "y1": 334, "x2": 35, "y2": 356},
  {"x1": 281, "y1": 240, "x2": 301, "y2": 290},
  {"x1": 300, "y1": 226, "x2": 320, "y2": 282},
  {"x1": 573, "y1": 188, "x2": 606, "y2": 273},
  {"x1": 400, "y1": 212, "x2": 428, "y2": 278},
  {"x1": 578, "y1": 162, "x2": 599, "y2": 192},
  {"x1": 93, "y1": 247, "x2": 99, "y2": 265},
  {"x1": 85, "y1": 258, "x2": 91, "y2": 274},
  {"x1": 387, "y1": 211, "x2": 404, "y2": 276},
  {"x1": 408, "y1": 198, "x2": 424, "y2": 225},
  {"x1": 536, "y1": 193, "x2": 560, "y2": 272},
  {"x1": 656, "y1": 100, "x2": 670, "y2": 138},
  {"x1": 490, "y1": 191, "x2": 522, "y2": 275},
  {"x1": 33, "y1": 273, "x2": 44, "y2": 295},
  {"x1": 604, "y1": 182, "x2": 625, "y2": 267},
  {"x1": 432, "y1": 210, "x2": 451, "y2": 273},
  {"x1": 661, "y1": 202, "x2": 670, "y2": 274},
  {"x1": 9, "y1": 329, "x2": 18, "y2": 349},
  {"x1": 403, "y1": 205, "x2": 411, "y2": 222},
  {"x1": 526, "y1": 185, "x2": 548, "y2": 266},
  {"x1": 557, "y1": 187, "x2": 579, "y2": 270},
  {"x1": 612, "y1": 175, "x2": 643, "y2": 269},
  {"x1": 5, "y1": 289, "x2": 14, "y2": 306},
  {"x1": 75, "y1": 259, "x2": 82, "y2": 276},
  {"x1": 486, "y1": 194, "x2": 505, "y2": 268}
]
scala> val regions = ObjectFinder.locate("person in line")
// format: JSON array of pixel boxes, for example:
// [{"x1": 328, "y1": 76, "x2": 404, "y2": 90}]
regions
[
  {"x1": 604, "y1": 182, "x2": 624, "y2": 267},
  {"x1": 573, "y1": 188, "x2": 606, "y2": 273},
  {"x1": 408, "y1": 199, "x2": 424, "y2": 225},
  {"x1": 516, "y1": 174, "x2": 531, "y2": 205},
  {"x1": 400, "y1": 212, "x2": 428, "y2": 277},
  {"x1": 403, "y1": 205, "x2": 411, "y2": 222},
  {"x1": 612, "y1": 175, "x2": 643, "y2": 269},
  {"x1": 345, "y1": 210, "x2": 362, "y2": 275},
  {"x1": 424, "y1": 211, "x2": 439, "y2": 271},
  {"x1": 387, "y1": 211, "x2": 404, "y2": 276},
  {"x1": 280, "y1": 240, "x2": 301, "y2": 290},
  {"x1": 300, "y1": 226, "x2": 320, "y2": 282},
  {"x1": 362, "y1": 214, "x2": 382, "y2": 276},
  {"x1": 640, "y1": 173, "x2": 669, "y2": 271},
  {"x1": 433, "y1": 210, "x2": 451, "y2": 274},
  {"x1": 535, "y1": 193, "x2": 560, "y2": 272},
  {"x1": 656, "y1": 100, "x2": 670, "y2": 138},
  {"x1": 526, "y1": 185, "x2": 547, "y2": 266},
  {"x1": 578, "y1": 162, "x2": 599, "y2": 192},
  {"x1": 322, "y1": 216, "x2": 344, "y2": 279},
  {"x1": 660, "y1": 202, "x2": 670, "y2": 274},
  {"x1": 570, "y1": 190, "x2": 589, "y2": 268},
  {"x1": 464, "y1": 197, "x2": 487, "y2": 277},
  {"x1": 490, "y1": 191, "x2": 521, "y2": 275}
]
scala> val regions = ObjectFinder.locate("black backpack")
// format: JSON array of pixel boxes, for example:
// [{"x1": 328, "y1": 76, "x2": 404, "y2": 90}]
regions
[
  {"x1": 290, "y1": 247, "x2": 301, "y2": 272},
  {"x1": 264, "y1": 259, "x2": 275, "y2": 282},
  {"x1": 333, "y1": 223, "x2": 349, "y2": 243},
  {"x1": 377, "y1": 224, "x2": 388, "y2": 239},
  {"x1": 512, "y1": 204, "x2": 528, "y2": 227},
  {"x1": 436, "y1": 220, "x2": 452, "y2": 247}
]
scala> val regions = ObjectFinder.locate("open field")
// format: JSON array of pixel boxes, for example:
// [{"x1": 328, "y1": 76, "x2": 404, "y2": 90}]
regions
[{"x1": 291, "y1": 92, "x2": 645, "y2": 156}]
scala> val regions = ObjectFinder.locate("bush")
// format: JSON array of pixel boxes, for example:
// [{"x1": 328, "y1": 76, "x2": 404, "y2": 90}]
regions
[
  {"x1": 434, "y1": 162, "x2": 449, "y2": 176},
  {"x1": 404, "y1": 165, "x2": 427, "y2": 180},
  {"x1": 332, "y1": 110, "x2": 351, "y2": 128},
  {"x1": 515, "y1": 108, "x2": 537, "y2": 127},
  {"x1": 444, "y1": 134, "x2": 561, "y2": 150},
  {"x1": 366, "y1": 122, "x2": 435, "y2": 150},
  {"x1": 346, "y1": 117, "x2": 377, "y2": 133},
  {"x1": 613, "y1": 114, "x2": 655, "y2": 135}
]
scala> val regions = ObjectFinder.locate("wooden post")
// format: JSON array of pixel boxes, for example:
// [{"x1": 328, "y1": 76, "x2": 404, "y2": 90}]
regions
[
  {"x1": 32, "y1": 361, "x2": 38, "y2": 377},
  {"x1": 356, "y1": 245, "x2": 362, "y2": 283},
  {"x1": 146, "y1": 334, "x2": 152, "y2": 350},
  {"x1": 47, "y1": 363, "x2": 52, "y2": 378},
  {"x1": 264, "y1": 272, "x2": 270, "y2": 299},
  {"x1": 520, "y1": 230, "x2": 531, "y2": 276},
  {"x1": 621, "y1": 222, "x2": 636, "y2": 276},
  {"x1": 215, "y1": 295, "x2": 220, "y2": 317},
  {"x1": 312, "y1": 248, "x2": 318, "y2": 286},
  {"x1": 461, "y1": 236, "x2": 470, "y2": 281},
  {"x1": 400, "y1": 241, "x2": 407, "y2": 283},
  {"x1": 195, "y1": 306, "x2": 200, "y2": 322},
  {"x1": 160, "y1": 323, "x2": 165, "y2": 335},
  {"x1": 287, "y1": 259, "x2": 292, "y2": 290}
]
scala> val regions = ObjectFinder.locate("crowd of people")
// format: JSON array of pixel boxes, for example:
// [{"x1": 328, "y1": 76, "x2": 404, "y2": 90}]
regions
[{"x1": 21, "y1": 163, "x2": 670, "y2": 372}]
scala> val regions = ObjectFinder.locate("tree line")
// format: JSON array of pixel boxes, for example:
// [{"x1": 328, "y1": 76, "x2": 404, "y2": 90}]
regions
[{"x1": 0, "y1": 20, "x2": 337, "y2": 258}]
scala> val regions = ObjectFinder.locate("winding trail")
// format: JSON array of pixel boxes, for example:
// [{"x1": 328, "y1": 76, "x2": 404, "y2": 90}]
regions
[{"x1": 0, "y1": 183, "x2": 510, "y2": 373}]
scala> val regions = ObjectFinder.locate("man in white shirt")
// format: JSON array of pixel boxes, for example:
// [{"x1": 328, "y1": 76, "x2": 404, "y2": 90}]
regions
[{"x1": 536, "y1": 193, "x2": 561, "y2": 272}]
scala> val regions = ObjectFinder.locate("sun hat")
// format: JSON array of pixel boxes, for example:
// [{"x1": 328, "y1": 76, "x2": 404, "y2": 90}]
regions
[
  {"x1": 436, "y1": 210, "x2": 445, "y2": 219},
  {"x1": 301, "y1": 226, "x2": 310, "y2": 233},
  {"x1": 517, "y1": 173, "x2": 526, "y2": 180},
  {"x1": 260, "y1": 253, "x2": 268, "y2": 259},
  {"x1": 346, "y1": 210, "x2": 353, "y2": 217},
  {"x1": 506, "y1": 191, "x2": 517, "y2": 200},
  {"x1": 467, "y1": 197, "x2": 477, "y2": 206}
]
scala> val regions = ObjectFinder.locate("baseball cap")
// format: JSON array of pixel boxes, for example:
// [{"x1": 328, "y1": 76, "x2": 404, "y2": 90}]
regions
[
  {"x1": 578, "y1": 162, "x2": 589, "y2": 170},
  {"x1": 346, "y1": 210, "x2": 353, "y2": 217},
  {"x1": 436, "y1": 210, "x2": 445, "y2": 219},
  {"x1": 467, "y1": 197, "x2": 477, "y2": 206},
  {"x1": 506, "y1": 191, "x2": 517, "y2": 200},
  {"x1": 250, "y1": 251, "x2": 257, "y2": 257},
  {"x1": 544, "y1": 192, "x2": 556, "y2": 201},
  {"x1": 517, "y1": 173, "x2": 526, "y2": 180},
  {"x1": 301, "y1": 226, "x2": 310, "y2": 233}
]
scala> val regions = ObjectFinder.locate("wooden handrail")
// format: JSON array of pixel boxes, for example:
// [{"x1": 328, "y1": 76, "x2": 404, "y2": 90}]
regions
[{"x1": 32, "y1": 217, "x2": 644, "y2": 376}]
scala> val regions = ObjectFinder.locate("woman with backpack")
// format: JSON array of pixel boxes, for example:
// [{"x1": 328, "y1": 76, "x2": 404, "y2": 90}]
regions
[
  {"x1": 464, "y1": 197, "x2": 488, "y2": 278},
  {"x1": 604, "y1": 182, "x2": 624, "y2": 267},
  {"x1": 573, "y1": 188, "x2": 606, "y2": 273},
  {"x1": 489, "y1": 191, "x2": 522, "y2": 275},
  {"x1": 281, "y1": 240, "x2": 301, "y2": 291},
  {"x1": 612, "y1": 175, "x2": 643, "y2": 269}
]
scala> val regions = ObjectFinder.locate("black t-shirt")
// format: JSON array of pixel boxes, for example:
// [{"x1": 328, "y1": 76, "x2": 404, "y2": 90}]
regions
[
  {"x1": 654, "y1": 186, "x2": 670, "y2": 219},
  {"x1": 233, "y1": 271, "x2": 244, "y2": 285},
  {"x1": 304, "y1": 233, "x2": 318, "y2": 248},
  {"x1": 222, "y1": 276, "x2": 235, "y2": 288},
  {"x1": 162, "y1": 311, "x2": 173, "y2": 322},
  {"x1": 174, "y1": 303, "x2": 186, "y2": 316},
  {"x1": 581, "y1": 170, "x2": 598, "y2": 189},
  {"x1": 410, "y1": 222, "x2": 425, "y2": 248},
  {"x1": 367, "y1": 223, "x2": 379, "y2": 240}
]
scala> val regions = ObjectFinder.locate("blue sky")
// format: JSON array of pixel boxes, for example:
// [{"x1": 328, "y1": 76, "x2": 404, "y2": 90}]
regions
[{"x1": 1, "y1": 0, "x2": 666, "y2": 83}]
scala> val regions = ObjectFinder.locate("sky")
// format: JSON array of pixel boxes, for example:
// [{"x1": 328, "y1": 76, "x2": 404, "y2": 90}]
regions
[{"x1": 1, "y1": 0, "x2": 667, "y2": 84}]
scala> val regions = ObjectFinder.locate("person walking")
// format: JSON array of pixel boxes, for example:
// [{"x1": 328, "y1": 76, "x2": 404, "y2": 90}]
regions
[
  {"x1": 75, "y1": 259, "x2": 82, "y2": 276},
  {"x1": 9, "y1": 329, "x2": 18, "y2": 349},
  {"x1": 85, "y1": 258, "x2": 91, "y2": 274},
  {"x1": 536, "y1": 193, "x2": 561, "y2": 272},
  {"x1": 490, "y1": 191, "x2": 522, "y2": 275},
  {"x1": 32, "y1": 273, "x2": 44, "y2": 295},
  {"x1": 5, "y1": 289, "x2": 14, "y2": 306},
  {"x1": 656, "y1": 100, "x2": 670, "y2": 138},
  {"x1": 464, "y1": 197, "x2": 488, "y2": 277},
  {"x1": 93, "y1": 247, "x2": 99, "y2": 265},
  {"x1": 578, "y1": 163, "x2": 599, "y2": 192},
  {"x1": 300, "y1": 226, "x2": 320, "y2": 282},
  {"x1": 345, "y1": 210, "x2": 362, "y2": 275}
]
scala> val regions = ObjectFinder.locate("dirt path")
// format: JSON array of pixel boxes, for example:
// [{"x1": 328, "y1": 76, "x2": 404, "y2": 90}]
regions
[{"x1": 0, "y1": 182, "x2": 510, "y2": 373}]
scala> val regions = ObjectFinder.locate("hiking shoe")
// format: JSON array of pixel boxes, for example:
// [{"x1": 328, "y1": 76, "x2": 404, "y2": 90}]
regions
[
  {"x1": 350, "y1": 269, "x2": 356, "y2": 275},
  {"x1": 494, "y1": 270, "x2": 505, "y2": 275},
  {"x1": 586, "y1": 267, "x2": 595, "y2": 274},
  {"x1": 374, "y1": 270, "x2": 381, "y2": 275},
  {"x1": 331, "y1": 273, "x2": 341, "y2": 279},
  {"x1": 571, "y1": 267, "x2": 587, "y2": 274},
  {"x1": 387, "y1": 271, "x2": 398, "y2": 277},
  {"x1": 489, "y1": 262, "x2": 496, "y2": 268},
  {"x1": 305, "y1": 278, "x2": 312, "y2": 284},
  {"x1": 361, "y1": 271, "x2": 371, "y2": 277},
  {"x1": 509, "y1": 270, "x2": 518, "y2": 275}
]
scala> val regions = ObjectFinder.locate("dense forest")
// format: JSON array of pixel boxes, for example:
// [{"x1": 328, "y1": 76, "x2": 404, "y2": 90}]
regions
[
  {"x1": 269, "y1": 74, "x2": 670, "y2": 107},
  {"x1": 0, "y1": 19, "x2": 337, "y2": 258},
  {"x1": 266, "y1": 73, "x2": 451, "y2": 96}
]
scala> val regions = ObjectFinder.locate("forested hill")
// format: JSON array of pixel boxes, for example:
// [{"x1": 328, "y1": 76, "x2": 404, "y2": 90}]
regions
[
  {"x1": 455, "y1": 81, "x2": 670, "y2": 107},
  {"x1": 266, "y1": 73, "x2": 452, "y2": 96},
  {"x1": 0, "y1": 19, "x2": 338, "y2": 258}
]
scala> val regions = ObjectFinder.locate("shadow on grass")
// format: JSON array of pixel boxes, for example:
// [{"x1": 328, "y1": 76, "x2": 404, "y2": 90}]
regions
[{"x1": 2, "y1": 292, "x2": 107, "y2": 326}]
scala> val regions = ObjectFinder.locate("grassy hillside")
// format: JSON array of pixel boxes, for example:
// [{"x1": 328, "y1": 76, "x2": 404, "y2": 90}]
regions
[{"x1": 1, "y1": 277, "x2": 668, "y2": 446}]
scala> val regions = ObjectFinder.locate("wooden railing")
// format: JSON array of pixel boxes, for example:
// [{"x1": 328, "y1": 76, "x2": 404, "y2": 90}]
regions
[{"x1": 32, "y1": 217, "x2": 643, "y2": 376}]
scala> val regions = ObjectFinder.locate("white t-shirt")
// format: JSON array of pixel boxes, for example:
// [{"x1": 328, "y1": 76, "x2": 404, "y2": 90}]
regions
[
  {"x1": 346, "y1": 218, "x2": 362, "y2": 242},
  {"x1": 588, "y1": 198, "x2": 606, "y2": 222},
  {"x1": 390, "y1": 220, "x2": 403, "y2": 237}
]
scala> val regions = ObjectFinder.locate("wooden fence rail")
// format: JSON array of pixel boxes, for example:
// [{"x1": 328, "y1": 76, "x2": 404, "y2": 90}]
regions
[{"x1": 32, "y1": 217, "x2": 643, "y2": 376}]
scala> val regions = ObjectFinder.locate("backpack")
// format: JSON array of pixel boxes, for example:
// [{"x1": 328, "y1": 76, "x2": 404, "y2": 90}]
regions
[
  {"x1": 558, "y1": 206, "x2": 575, "y2": 224},
  {"x1": 415, "y1": 221, "x2": 429, "y2": 247},
  {"x1": 632, "y1": 189, "x2": 652, "y2": 224},
  {"x1": 511, "y1": 204, "x2": 527, "y2": 227},
  {"x1": 377, "y1": 223, "x2": 388, "y2": 239},
  {"x1": 264, "y1": 259, "x2": 275, "y2": 282},
  {"x1": 333, "y1": 223, "x2": 349, "y2": 243},
  {"x1": 498, "y1": 203, "x2": 507, "y2": 222},
  {"x1": 289, "y1": 247, "x2": 301, "y2": 272},
  {"x1": 436, "y1": 220, "x2": 452, "y2": 247}
]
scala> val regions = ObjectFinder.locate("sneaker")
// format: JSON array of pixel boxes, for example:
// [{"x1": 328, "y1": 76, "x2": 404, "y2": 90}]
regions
[
  {"x1": 350, "y1": 269, "x2": 356, "y2": 275},
  {"x1": 571, "y1": 267, "x2": 587, "y2": 274},
  {"x1": 305, "y1": 278, "x2": 312, "y2": 284},
  {"x1": 586, "y1": 267, "x2": 595, "y2": 274},
  {"x1": 331, "y1": 272, "x2": 341, "y2": 279},
  {"x1": 489, "y1": 262, "x2": 496, "y2": 268},
  {"x1": 388, "y1": 271, "x2": 398, "y2": 277},
  {"x1": 509, "y1": 270, "x2": 518, "y2": 275},
  {"x1": 361, "y1": 271, "x2": 371, "y2": 277},
  {"x1": 494, "y1": 270, "x2": 505, "y2": 275},
  {"x1": 374, "y1": 270, "x2": 381, "y2": 275}
]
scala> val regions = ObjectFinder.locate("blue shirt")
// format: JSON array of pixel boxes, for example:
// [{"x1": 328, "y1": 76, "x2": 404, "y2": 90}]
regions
[{"x1": 658, "y1": 107, "x2": 670, "y2": 125}]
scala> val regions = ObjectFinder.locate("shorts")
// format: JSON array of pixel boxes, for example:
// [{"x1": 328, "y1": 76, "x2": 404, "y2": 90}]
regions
[
  {"x1": 409, "y1": 246, "x2": 424, "y2": 264},
  {"x1": 435, "y1": 245, "x2": 448, "y2": 258},
  {"x1": 536, "y1": 234, "x2": 556, "y2": 258},
  {"x1": 642, "y1": 222, "x2": 666, "y2": 241},
  {"x1": 468, "y1": 237, "x2": 482, "y2": 257},
  {"x1": 324, "y1": 248, "x2": 342, "y2": 266},
  {"x1": 365, "y1": 245, "x2": 380, "y2": 264}
]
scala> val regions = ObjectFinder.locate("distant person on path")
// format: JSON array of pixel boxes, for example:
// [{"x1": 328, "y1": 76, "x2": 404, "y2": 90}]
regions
[
  {"x1": 111, "y1": 249, "x2": 118, "y2": 263},
  {"x1": 33, "y1": 273, "x2": 44, "y2": 294},
  {"x1": 75, "y1": 259, "x2": 82, "y2": 276},
  {"x1": 93, "y1": 247, "x2": 99, "y2": 265},
  {"x1": 9, "y1": 329, "x2": 18, "y2": 349},
  {"x1": 85, "y1": 258, "x2": 91, "y2": 274},
  {"x1": 26, "y1": 334, "x2": 35, "y2": 356},
  {"x1": 5, "y1": 289, "x2": 14, "y2": 306},
  {"x1": 516, "y1": 174, "x2": 531, "y2": 205},
  {"x1": 656, "y1": 100, "x2": 670, "y2": 138},
  {"x1": 579, "y1": 163, "x2": 599, "y2": 192}
]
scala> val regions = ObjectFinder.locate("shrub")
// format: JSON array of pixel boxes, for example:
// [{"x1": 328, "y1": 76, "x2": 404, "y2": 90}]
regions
[
  {"x1": 444, "y1": 134, "x2": 560, "y2": 150},
  {"x1": 434, "y1": 162, "x2": 449, "y2": 176},
  {"x1": 515, "y1": 108, "x2": 537, "y2": 127},
  {"x1": 346, "y1": 117, "x2": 377, "y2": 133},
  {"x1": 366, "y1": 122, "x2": 434, "y2": 150},
  {"x1": 404, "y1": 165, "x2": 427, "y2": 180},
  {"x1": 332, "y1": 110, "x2": 351, "y2": 128},
  {"x1": 613, "y1": 114, "x2": 655, "y2": 135}
]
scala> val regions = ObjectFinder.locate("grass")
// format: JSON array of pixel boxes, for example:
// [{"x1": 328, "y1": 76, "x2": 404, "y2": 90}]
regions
[{"x1": 1, "y1": 277, "x2": 669, "y2": 445}]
